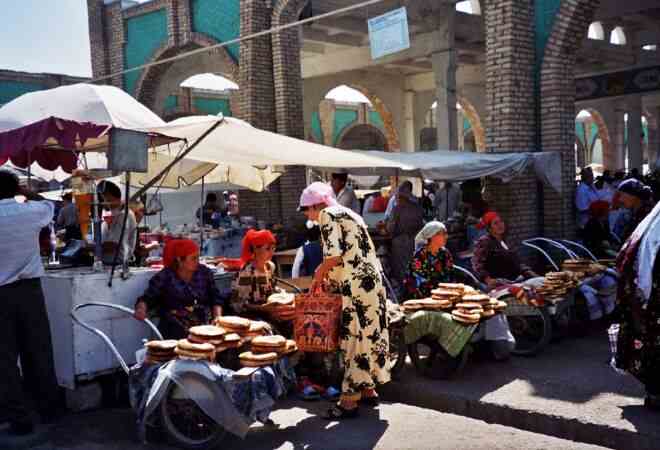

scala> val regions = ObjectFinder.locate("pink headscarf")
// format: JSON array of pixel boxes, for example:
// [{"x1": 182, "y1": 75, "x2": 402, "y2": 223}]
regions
[{"x1": 298, "y1": 182, "x2": 338, "y2": 210}]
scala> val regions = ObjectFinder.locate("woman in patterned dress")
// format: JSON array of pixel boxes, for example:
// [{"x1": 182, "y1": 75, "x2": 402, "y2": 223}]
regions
[
  {"x1": 300, "y1": 182, "x2": 390, "y2": 419},
  {"x1": 403, "y1": 221, "x2": 456, "y2": 299},
  {"x1": 614, "y1": 183, "x2": 660, "y2": 410}
]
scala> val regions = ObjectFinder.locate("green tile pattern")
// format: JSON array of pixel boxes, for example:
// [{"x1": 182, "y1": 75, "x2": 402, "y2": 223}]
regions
[
  {"x1": 191, "y1": 0, "x2": 240, "y2": 61},
  {"x1": 123, "y1": 9, "x2": 168, "y2": 95}
]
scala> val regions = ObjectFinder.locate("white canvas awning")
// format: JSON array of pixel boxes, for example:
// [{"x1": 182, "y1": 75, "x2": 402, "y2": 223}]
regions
[{"x1": 143, "y1": 116, "x2": 562, "y2": 192}]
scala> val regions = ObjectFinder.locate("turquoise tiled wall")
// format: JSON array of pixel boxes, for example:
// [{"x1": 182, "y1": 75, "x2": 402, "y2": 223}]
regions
[
  {"x1": 194, "y1": 97, "x2": 232, "y2": 116},
  {"x1": 123, "y1": 9, "x2": 169, "y2": 95},
  {"x1": 0, "y1": 81, "x2": 46, "y2": 106},
  {"x1": 191, "y1": 0, "x2": 240, "y2": 62},
  {"x1": 163, "y1": 95, "x2": 178, "y2": 113},
  {"x1": 333, "y1": 109, "x2": 359, "y2": 145},
  {"x1": 368, "y1": 111, "x2": 385, "y2": 131}
]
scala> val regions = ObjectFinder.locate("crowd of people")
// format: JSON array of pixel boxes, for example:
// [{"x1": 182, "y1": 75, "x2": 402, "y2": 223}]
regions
[{"x1": 3, "y1": 163, "x2": 660, "y2": 441}]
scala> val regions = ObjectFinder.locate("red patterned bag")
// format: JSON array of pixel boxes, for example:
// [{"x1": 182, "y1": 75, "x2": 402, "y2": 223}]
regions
[{"x1": 294, "y1": 292, "x2": 342, "y2": 353}]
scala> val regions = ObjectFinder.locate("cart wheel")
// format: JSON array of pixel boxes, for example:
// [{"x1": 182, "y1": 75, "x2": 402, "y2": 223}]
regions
[
  {"x1": 388, "y1": 322, "x2": 407, "y2": 381},
  {"x1": 407, "y1": 336, "x2": 469, "y2": 380},
  {"x1": 160, "y1": 372, "x2": 228, "y2": 450},
  {"x1": 505, "y1": 300, "x2": 552, "y2": 357}
]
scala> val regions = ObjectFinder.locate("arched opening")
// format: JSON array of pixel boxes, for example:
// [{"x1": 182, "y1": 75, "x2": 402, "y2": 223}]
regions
[
  {"x1": 419, "y1": 97, "x2": 485, "y2": 151},
  {"x1": 587, "y1": 22, "x2": 604, "y2": 40},
  {"x1": 310, "y1": 84, "x2": 398, "y2": 151},
  {"x1": 162, "y1": 73, "x2": 238, "y2": 121},
  {"x1": 575, "y1": 109, "x2": 612, "y2": 170},
  {"x1": 135, "y1": 38, "x2": 239, "y2": 119},
  {"x1": 610, "y1": 26, "x2": 627, "y2": 46}
]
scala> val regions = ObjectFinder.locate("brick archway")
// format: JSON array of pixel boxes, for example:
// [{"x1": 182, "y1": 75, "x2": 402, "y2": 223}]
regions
[
  {"x1": 540, "y1": 0, "x2": 601, "y2": 239},
  {"x1": 134, "y1": 34, "x2": 239, "y2": 118},
  {"x1": 576, "y1": 108, "x2": 612, "y2": 168},
  {"x1": 336, "y1": 123, "x2": 388, "y2": 151}
]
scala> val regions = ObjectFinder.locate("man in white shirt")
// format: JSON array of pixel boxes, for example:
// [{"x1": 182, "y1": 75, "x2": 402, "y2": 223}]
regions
[
  {"x1": 0, "y1": 170, "x2": 59, "y2": 436},
  {"x1": 98, "y1": 180, "x2": 137, "y2": 266},
  {"x1": 331, "y1": 173, "x2": 361, "y2": 215},
  {"x1": 575, "y1": 167, "x2": 600, "y2": 231}
]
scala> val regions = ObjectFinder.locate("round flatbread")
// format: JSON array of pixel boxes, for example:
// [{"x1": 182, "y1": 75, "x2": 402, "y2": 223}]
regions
[
  {"x1": 215, "y1": 316, "x2": 251, "y2": 331},
  {"x1": 176, "y1": 339, "x2": 216, "y2": 353},
  {"x1": 188, "y1": 335, "x2": 225, "y2": 345},
  {"x1": 239, "y1": 351, "x2": 278, "y2": 367},
  {"x1": 174, "y1": 347, "x2": 215, "y2": 359},
  {"x1": 461, "y1": 294, "x2": 491, "y2": 303},
  {"x1": 435, "y1": 283, "x2": 465, "y2": 292},
  {"x1": 431, "y1": 289, "x2": 462, "y2": 298},
  {"x1": 493, "y1": 300, "x2": 508, "y2": 311},
  {"x1": 189, "y1": 325, "x2": 226, "y2": 338},
  {"x1": 480, "y1": 309, "x2": 496, "y2": 319},
  {"x1": 452, "y1": 310, "x2": 481, "y2": 323},
  {"x1": 251, "y1": 335, "x2": 286, "y2": 347},
  {"x1": 144, "y1": 340, "x2": 178, "y2": 353},
  {"x1": 454, "y1": 302, "x2": 484, "y2": 311}
]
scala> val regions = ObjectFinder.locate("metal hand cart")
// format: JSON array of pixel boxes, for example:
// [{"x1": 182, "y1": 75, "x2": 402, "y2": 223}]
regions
[{"x1": 71, "y1": 302, "x2": 229, "y2": 449}]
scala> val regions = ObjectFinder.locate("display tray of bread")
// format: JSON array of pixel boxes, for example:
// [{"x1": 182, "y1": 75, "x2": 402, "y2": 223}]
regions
[{"x1": 403, "y1": 283, "x2": 507, "y2": 325}]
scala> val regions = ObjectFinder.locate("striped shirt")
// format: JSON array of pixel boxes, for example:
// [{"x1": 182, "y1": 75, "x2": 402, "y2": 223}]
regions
[{"x1": 0, "y1": 198, "x2": 54, "y2": 286}]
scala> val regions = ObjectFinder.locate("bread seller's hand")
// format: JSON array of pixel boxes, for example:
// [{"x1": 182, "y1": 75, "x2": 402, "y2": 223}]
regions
[
  {"x1": 134, "y1": 301, "x2": 147, "y2": 321},
  {"x1": 311, "y1": 268, "x2": 327, "y2": 295}
]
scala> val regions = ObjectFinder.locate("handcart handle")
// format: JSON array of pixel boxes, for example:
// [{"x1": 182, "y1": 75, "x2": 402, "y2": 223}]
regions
[
  {"x1": 71, "y1": 302, "x2": 163, "y2": 375},
  {"x1": 522, "y1": 241, "x2": 560, "y2": 272}
]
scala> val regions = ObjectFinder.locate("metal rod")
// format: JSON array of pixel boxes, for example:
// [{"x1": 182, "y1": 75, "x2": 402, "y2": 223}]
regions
[
  {"x1": 200, "y1": 176, "x2": 205, "y2": 251},
  {"x1": 130, "y1": 120, "x2": 223, "y2": 202}
]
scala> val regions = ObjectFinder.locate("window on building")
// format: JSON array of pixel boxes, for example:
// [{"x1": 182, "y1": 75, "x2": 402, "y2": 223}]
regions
[
  {"x1": 643, "y1": 44, "x2": 658, "y2": 51},
  {"x1": 610, "y1": 27, "x2": 627, "y2": 46},
  {"x1": 588, "y1": 22, "x2": 605, "y2": 40},
  {"x1": 325, "y1": 85, "x2": 371, "y2": 105}
]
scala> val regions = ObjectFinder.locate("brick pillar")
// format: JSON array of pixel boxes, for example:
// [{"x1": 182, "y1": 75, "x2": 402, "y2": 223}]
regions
[
  {"x1": 87, "y1": 0, "x2": 109, "y2": 78},
  {"x1": 272, "y1": 0, "x2": 309, "y2": 228},
  {"x1": 484, "y1": 0, "x2": 537, "y2": 245},
  {"x1": 167, "y1": 0, "x2": 192, "y2": 47},
  {"x1": 237, "y1": 0, "x2": 282, "y2": 224},
  {"x1": 105, "y1": 1, "x2": 125, "y2": 89},
  {"x1": 318, "y1": 99, "x2": 336, "y2": 146},
  {"x1": 540, "y1": 0, "x2": 599, "y2": 239}
]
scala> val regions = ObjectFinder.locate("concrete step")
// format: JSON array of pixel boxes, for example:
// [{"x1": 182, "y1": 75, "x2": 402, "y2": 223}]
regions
[{"x1": 381, "y1": 333, "x2": 660, "y2": 450}]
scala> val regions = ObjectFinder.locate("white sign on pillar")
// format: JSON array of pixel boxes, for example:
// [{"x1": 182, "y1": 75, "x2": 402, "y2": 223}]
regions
[{"x1": 368, "y1": 7, "x2": 411, "y2": 60}]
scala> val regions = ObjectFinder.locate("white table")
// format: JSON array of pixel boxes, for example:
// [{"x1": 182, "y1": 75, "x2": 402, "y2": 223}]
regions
[{"x1": 42, "y1": 267, "x2": 159, "y2": 389}]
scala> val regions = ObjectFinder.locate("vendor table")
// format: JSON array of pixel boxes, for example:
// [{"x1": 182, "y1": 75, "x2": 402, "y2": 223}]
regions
[{"x1": 43, "y1": 267, "x2": 160, "y2": 389}]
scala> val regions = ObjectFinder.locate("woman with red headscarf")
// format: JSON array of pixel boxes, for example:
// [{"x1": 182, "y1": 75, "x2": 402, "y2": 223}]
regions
[
  {"x1": 229, "y1": 229, "x2": 286, "y2": 318},
  {"x1": 134, "y1": 239, "x2": 225, "y2": 339},
  {"x1": 472, "y1": 212, "x2": 537, "y2": 290}
]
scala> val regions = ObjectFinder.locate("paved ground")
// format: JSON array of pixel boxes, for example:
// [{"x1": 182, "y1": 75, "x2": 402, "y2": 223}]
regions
[
  {"x1": 6, "y1": 401, "x2": 611, "y2": 450},
  {"x1": 3, "y1": 329, "x2": 659, "y2": 450},
  {"x1": 383, "y1": 330, "x2": 660, "y2": 450}
]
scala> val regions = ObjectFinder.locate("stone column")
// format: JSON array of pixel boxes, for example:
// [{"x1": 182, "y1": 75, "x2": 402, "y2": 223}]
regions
[
  {"x1": 318, "y1": 99, "x2": 336, "y2": 146},
  {"x1": 484, "y1": 0, "x2": 537, "y2": 245},
  {"x1": 628, "y1": 96, "x2": 643, "y2": 171},
  {"x1": 403, "y1": 90, "x2": 416, "y2": 152},
  {"x1": 609, "y1": 106, "x2": 627, "y2": 171},
  {"x1": 650, "y1": 106, "x2": 660, "y2": 170},
  {"x1": 87, "y1": 0, "x2": 109, "y2": 79},
  {"x1": 430, "y1": 2, "x2": 457, "y2": 150}
]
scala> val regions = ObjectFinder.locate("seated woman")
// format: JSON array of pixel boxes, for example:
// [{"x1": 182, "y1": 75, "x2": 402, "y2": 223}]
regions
[
  {"x1": 583, "y1": 200, "x2": 618, "y2": 258},
  {"x1": 472, "y1": 212, "x2": 537, "y2": 290},
  {"x1": 230, "y1": 229, "x2": 294, "y2": 333},
  {"x1": 403, "y1": 221, "x2": 456, "y2": 299},
  {"x1": 134, "y1": 239, "x2": 224, "y2": 339}
]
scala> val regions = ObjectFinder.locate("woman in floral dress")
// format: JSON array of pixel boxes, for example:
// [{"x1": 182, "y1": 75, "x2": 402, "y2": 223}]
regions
[
  {"x1": 301, "y1": 182, "x2": 390, "y2": 419},
  {"x1": 403, "y1": 222, "x2": 456, "y2": 299}
]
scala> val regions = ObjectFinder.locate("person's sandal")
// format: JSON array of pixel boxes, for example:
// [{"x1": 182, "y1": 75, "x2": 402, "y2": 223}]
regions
[{"x1": 324, "y1": 404, "x2": 359, "y2": 420}]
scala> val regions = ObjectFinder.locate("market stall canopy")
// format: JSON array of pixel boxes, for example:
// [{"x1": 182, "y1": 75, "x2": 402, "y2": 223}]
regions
[
  {"x1": 328, "y1": 150, "x2": 562, "y2": 192},
  {"x1": 142, "y1": 116, "x2": 561, "y2": 192},
  {"x1": 128, "y1": 151, "x2": 282, "y2": 192},
  {"x1": 0, "y1": 83, "x2": 175, "y2": 172}
]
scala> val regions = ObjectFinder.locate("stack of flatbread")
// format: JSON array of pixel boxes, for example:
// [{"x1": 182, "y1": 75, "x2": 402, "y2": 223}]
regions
[
  {"x1": 144, "y1": 340, "x2": 178, "y2": 364},
  {"x1": 251, "y1": 335, "x2": 287, "y2": 354},
  {"x1": 536, "y1": 272, "x2": 573, "y2": 302},
  {"x1": 402, "y1": 298, "x2": 453, "y2": 312},
  {"x1": 215, "y1": 316, "x2": 252, "y2": 334},
  {"x1": 451, "y1": 302, "x2": 483, "y2": 324},
  {"x1": 562, "y1": 259, "x2": 607, "y2": 276},
  {"x1": 175, "y1": 339, "x2": 216, "y2": 361},
  {"x1": 239, "y1": 351, "x2": 279, "y2": 367},
  {"x1": 242, "y1": 321, "x2": 271, "y2": 340}
]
